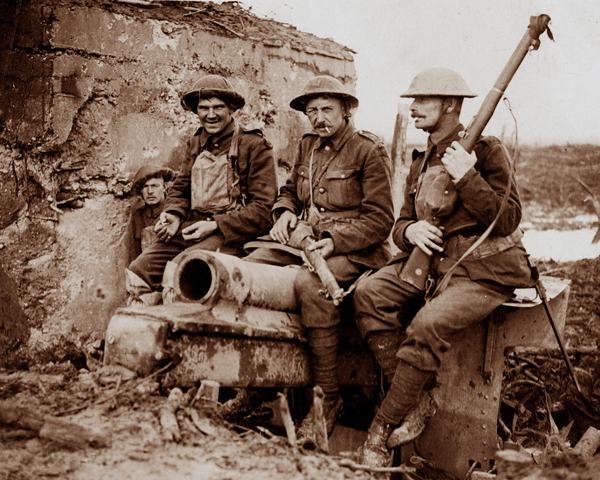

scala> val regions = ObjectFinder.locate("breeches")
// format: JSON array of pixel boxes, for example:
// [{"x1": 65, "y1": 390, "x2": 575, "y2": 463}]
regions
[
  {"x1": 128, "y1": 232, "x2": 242, "y2": 291},
  {"x1": 244, "y1": 248, "x2": 365, "y2": 328},
  {"x1": 354, "y1": 258, "x2": 514, "y2": 372}
]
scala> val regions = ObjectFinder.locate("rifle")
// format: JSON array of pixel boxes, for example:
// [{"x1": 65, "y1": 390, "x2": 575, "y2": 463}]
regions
[{"x1": 400, "y1": 15, "x2": 553, "y2": 291}]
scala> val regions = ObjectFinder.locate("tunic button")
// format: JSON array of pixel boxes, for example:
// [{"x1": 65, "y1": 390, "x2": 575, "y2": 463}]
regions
[
  {"x1": 319, "y1": 207, "x2": 325, "y2": 213},
  {"x1": 319, "y1": 187, "x2": 325, "y2": 193},
  {"x1": 432, "y1": 216, "x2": 437, "y2": 220},
  {"x1": 214, "y1": 144, "x2": 219, "y2": 148},
  {"x1": 444, "y1": 190, "x2": 449, "y2": 195},
  {"x1": 325, "y1": 146, "x2": 330, "y2": 151},
  {"x1": 341, "y1": 174, "x2": 345, "y2": 178}
]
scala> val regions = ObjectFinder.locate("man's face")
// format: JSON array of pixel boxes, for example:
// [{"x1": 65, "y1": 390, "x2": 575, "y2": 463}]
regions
[
  {"x1": 197, "y1": 97, "x2": 234, "y2": 135},
  {"x1": 409, "y1": 96, "x2": 445, "y2": 132},
  {"x1": 141, "y1": 177, "x2": 167, "y2": 206},
  {"x1": 305, "y1": 97, "x2": 345, "y2": 138}
]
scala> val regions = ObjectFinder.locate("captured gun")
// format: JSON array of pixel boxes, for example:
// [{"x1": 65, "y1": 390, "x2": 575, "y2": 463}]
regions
[{"x1": 400, "y1": 15, "x2": 554, "y2": 291}]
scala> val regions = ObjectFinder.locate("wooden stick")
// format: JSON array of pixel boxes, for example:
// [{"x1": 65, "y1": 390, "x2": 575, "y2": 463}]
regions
[
  {"x1": 572, "y1": 427, "x2": 600, "y2": 458},
  {"x1": 210, "y1": 20, "x2": 245, "y2": 38},
  {"x1": 0, "y1": 400, "x2": 111, "y2": 448},
  {"x1": 312, "y1": 386, "x2": 328, "y2": 453},
  {"x1": 159, "y1": 388, "x2": 184, "y2": 442},
  {"x1": 277, "y1": 392, "x2": 297, "y2": 451}
]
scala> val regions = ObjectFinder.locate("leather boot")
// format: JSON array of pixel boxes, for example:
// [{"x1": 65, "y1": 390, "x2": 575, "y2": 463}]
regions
[
  {"x1": 360, "y1": 361, "x2": 432, "y2": 466},
  {"x1": 161, "y1": 261, "x2": 180, "y2": 305},
  {"x1": 360, "y1": 416, "x2": 394, "y2": 468},
  {"x1": 125, "y1": 269, "x2": 162, "y2": 307},
  {"x1": 366, "y1": 331, "x2": 402, "y2": 386}
]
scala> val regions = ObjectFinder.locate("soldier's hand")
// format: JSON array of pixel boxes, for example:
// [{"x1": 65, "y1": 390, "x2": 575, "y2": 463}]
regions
[
  {"x1": 270, "y1": 210, "x2": 298, "y2": 244},
  {"x1": 155, "y1": 212, "x2": 181, "y2": 243},
  {"x1": 405, "y1": 221, "x2": 444, "y2": 256},
  {"x1": 307, "y1": 238, "x2": 334, "y2": 260},
  {"x1": 182, "y1": 220, "x2": 218, "y2": 242},
  {"x1": 442, "y1": 141, "x2": 477, "y2": 182}
]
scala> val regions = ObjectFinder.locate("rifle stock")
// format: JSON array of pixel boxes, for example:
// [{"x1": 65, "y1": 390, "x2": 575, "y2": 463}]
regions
[{"x1": 399, "y1": 15, "x2": 552, "y2": 291}]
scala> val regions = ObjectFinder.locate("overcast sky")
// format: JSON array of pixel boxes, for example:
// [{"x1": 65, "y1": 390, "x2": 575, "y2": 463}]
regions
[{"x1": 228, "y1": 0, "x2": 599, "y2": 146}]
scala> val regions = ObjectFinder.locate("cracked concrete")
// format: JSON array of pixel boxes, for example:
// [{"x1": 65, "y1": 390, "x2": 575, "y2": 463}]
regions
[{"x1": 0, "y1": 0, "x2": 357, "y2": 366}]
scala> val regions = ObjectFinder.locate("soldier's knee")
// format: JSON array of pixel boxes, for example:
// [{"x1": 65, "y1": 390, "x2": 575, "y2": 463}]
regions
[
  {"x1": 353, "y1": 276, "x2": 376, "y2": 310},
  {"x1": 294, "y1": 268, "x2": 320, "y2": 302}
]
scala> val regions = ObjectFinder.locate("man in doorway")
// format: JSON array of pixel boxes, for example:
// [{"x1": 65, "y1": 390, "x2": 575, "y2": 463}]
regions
[
  {"x1": 130, "y1": 164, "x2": 174, "y2": 259},
  {"x1": 354, "y1": 68, "x2": 534, "y2": 467},
  {"x1": 126, "y1": 74, "x2": 277, "y2": 306},
  {"x1": 245, "y1": 75, "x2": 394, "y2": 445}
]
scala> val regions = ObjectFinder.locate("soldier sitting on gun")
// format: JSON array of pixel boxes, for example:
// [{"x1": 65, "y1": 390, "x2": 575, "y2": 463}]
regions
[
  {"x1": 245, "y1": 76, "x2": 394, "y2": 446},
  {"x1": 129, "y1": 164, "x2": 174, "y2": 260},
  {"x1": 353, "y1": 68, "x2": 535, "y2": 467},
  {"x1": 125, "y1": 74, "x2": 277, "y2": 307}
]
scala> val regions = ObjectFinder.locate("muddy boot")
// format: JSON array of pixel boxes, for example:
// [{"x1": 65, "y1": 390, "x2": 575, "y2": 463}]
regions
[
  {"x1": 360, "y1": 361, "x2": 432, "y2": 467},
  {"x1": 360, "y1": 416, "x2": 394, "y2": 467},
  {"x1": 366, "y1": 330, "x2": 402, "y2": 387},
  {"x1": 296, "y1": 326, "x2": 342, "y2": 448},
  {"x1": 161, "y1": 261, "x2": 180, "y2": 305},
  {"x1": 125, "y1": 269, "x2": 162, "y2": 307}
]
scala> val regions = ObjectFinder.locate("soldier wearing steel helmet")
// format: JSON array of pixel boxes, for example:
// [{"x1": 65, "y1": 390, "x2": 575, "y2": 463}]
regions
[
  {"x1": 353, "y1": 68, "x2": 534, "y2": 467},
  {"x1": 125, "y1": 74, "x2": 277, "y2": 306},
  {"x1": 245, "y1": 75, "x2": 395, "y2": 445}
]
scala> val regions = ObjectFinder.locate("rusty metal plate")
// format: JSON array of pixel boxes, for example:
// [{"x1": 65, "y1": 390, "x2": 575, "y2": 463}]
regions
[{"x1": 414, "y1": 278, "x2": 570, "y2": 478}]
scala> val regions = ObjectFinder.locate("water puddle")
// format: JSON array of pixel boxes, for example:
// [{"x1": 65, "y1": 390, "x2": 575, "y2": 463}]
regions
[{"x1": 522, "y1": 228, "x2": 600, "y2": 262}]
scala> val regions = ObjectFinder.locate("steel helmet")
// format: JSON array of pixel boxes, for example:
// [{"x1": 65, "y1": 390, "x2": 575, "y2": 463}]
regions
[
  {"x1": 181, "y1": 75, "x2": 246, "y2": 112},
  {"x1": 290, "y1": 76, "x2": 359, "y2": 112},
  {"x1": 401, "y1": 68, "x2": 476, "y2": 98}
]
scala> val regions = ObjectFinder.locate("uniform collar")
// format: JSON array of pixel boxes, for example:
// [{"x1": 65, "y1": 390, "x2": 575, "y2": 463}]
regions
[
  {"x1": 425, "y1": 123, "x2": 465, "y2": 161},
  {"x1": 198, "y1": 120, "x2": 236, "y2": 149},
  {"x1": 315, "y1": 121, "x2": 355, "y2": 151}
]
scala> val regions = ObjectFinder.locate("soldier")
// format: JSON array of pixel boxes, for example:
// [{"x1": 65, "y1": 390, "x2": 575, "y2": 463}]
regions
[
  {"x1": 245, "y1": 76, "x2": 395, "y2": 445},
  {"x1": 126, "y1": 74, "x2": 277, "y2": 306},
  {"x1": 353, "y1": 68, "x2": 534, "y2": 466},
  {"x1": 130, "y1": 164, "x2": 174, "y2": 259}
]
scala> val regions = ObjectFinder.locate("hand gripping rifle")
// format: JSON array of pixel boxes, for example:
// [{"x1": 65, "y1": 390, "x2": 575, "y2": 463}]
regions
[{"x1": 400, "y1": 14, "x2": 554, "y2": 292}]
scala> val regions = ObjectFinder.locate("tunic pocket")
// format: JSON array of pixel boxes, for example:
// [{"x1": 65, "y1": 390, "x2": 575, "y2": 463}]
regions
[{"x1": 325, "y1": 168, "x2": 362, "y2": 208}]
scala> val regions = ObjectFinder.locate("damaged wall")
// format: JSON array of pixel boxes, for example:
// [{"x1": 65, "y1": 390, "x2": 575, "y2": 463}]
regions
[{"x1": 0, "y1": 0, "x2": 356, "y2": 365}]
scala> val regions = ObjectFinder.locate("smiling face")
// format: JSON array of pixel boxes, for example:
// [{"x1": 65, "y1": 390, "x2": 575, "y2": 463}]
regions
[
  {"x1": 409, "y1": 96, "x2": 445, "y2": 132},
  {"x1": 305, "y1": 96, "x2": 346, "y2": 138},
  {"x1": 197, "y1": 97, "x2": 234, "y2": 135},
  {"x1": 141, "y1": 177, "x2": 167, "y2": 206}
]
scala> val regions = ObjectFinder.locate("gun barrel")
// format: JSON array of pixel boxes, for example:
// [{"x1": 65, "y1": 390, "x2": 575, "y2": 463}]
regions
[{"x1": 174, "y1": 250, "x2": 299, "y2": 311}]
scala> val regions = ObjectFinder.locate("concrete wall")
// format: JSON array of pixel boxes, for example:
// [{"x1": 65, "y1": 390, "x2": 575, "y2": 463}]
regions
[{"x1": 0, "y1": 0, "x2": 356, "y2": 364}]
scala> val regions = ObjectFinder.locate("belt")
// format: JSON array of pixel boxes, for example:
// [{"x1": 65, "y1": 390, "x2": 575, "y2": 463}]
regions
[{"x1": 445, "y1": 228, "x2": 523, "y2": 261}]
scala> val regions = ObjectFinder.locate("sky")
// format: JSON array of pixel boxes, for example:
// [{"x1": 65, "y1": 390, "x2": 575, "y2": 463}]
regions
[{"x1": 223, "y1": 0, "x2": 600, "y2": 146}]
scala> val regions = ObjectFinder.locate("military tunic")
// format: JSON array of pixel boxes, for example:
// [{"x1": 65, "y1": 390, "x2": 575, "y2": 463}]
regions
[
  {"x1": 246, "y1": 120, "x2": 394, "y2": 328},
  {"x1": 128, "y1": 120, "x2": 277, "y2": 290},
  {"x1": 354, "y1": 125, "x2": 534, "y2": 372}
]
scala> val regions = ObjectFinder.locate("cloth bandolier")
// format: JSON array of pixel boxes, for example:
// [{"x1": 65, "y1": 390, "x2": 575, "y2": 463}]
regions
[{"x1": 126, "y1": 75, "x2": 277, "y2": 306}]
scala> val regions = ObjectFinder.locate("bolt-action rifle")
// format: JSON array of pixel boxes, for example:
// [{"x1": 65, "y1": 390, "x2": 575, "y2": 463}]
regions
[{"x1": 400, "y1": 14, "x2": 554, "y2": 292}]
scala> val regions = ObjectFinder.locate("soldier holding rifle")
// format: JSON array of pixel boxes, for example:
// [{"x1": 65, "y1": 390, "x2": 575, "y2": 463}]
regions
[
  {"x1": 354, "y1": 68, "x2": 535, "y2": 467},
  {"x1": 246, "y1": 76, "x2": 394, "y2": 446}
]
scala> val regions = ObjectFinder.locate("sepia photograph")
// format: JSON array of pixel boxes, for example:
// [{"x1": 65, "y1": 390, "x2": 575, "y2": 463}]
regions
[{"x1": 1, "y1": 1, "x2": 599, "y2": 478}]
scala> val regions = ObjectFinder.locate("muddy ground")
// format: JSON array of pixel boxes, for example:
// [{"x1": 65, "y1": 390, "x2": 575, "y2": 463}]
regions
[{"x1": 2, "y1": 144, "x2": 600, "y2": 479}]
